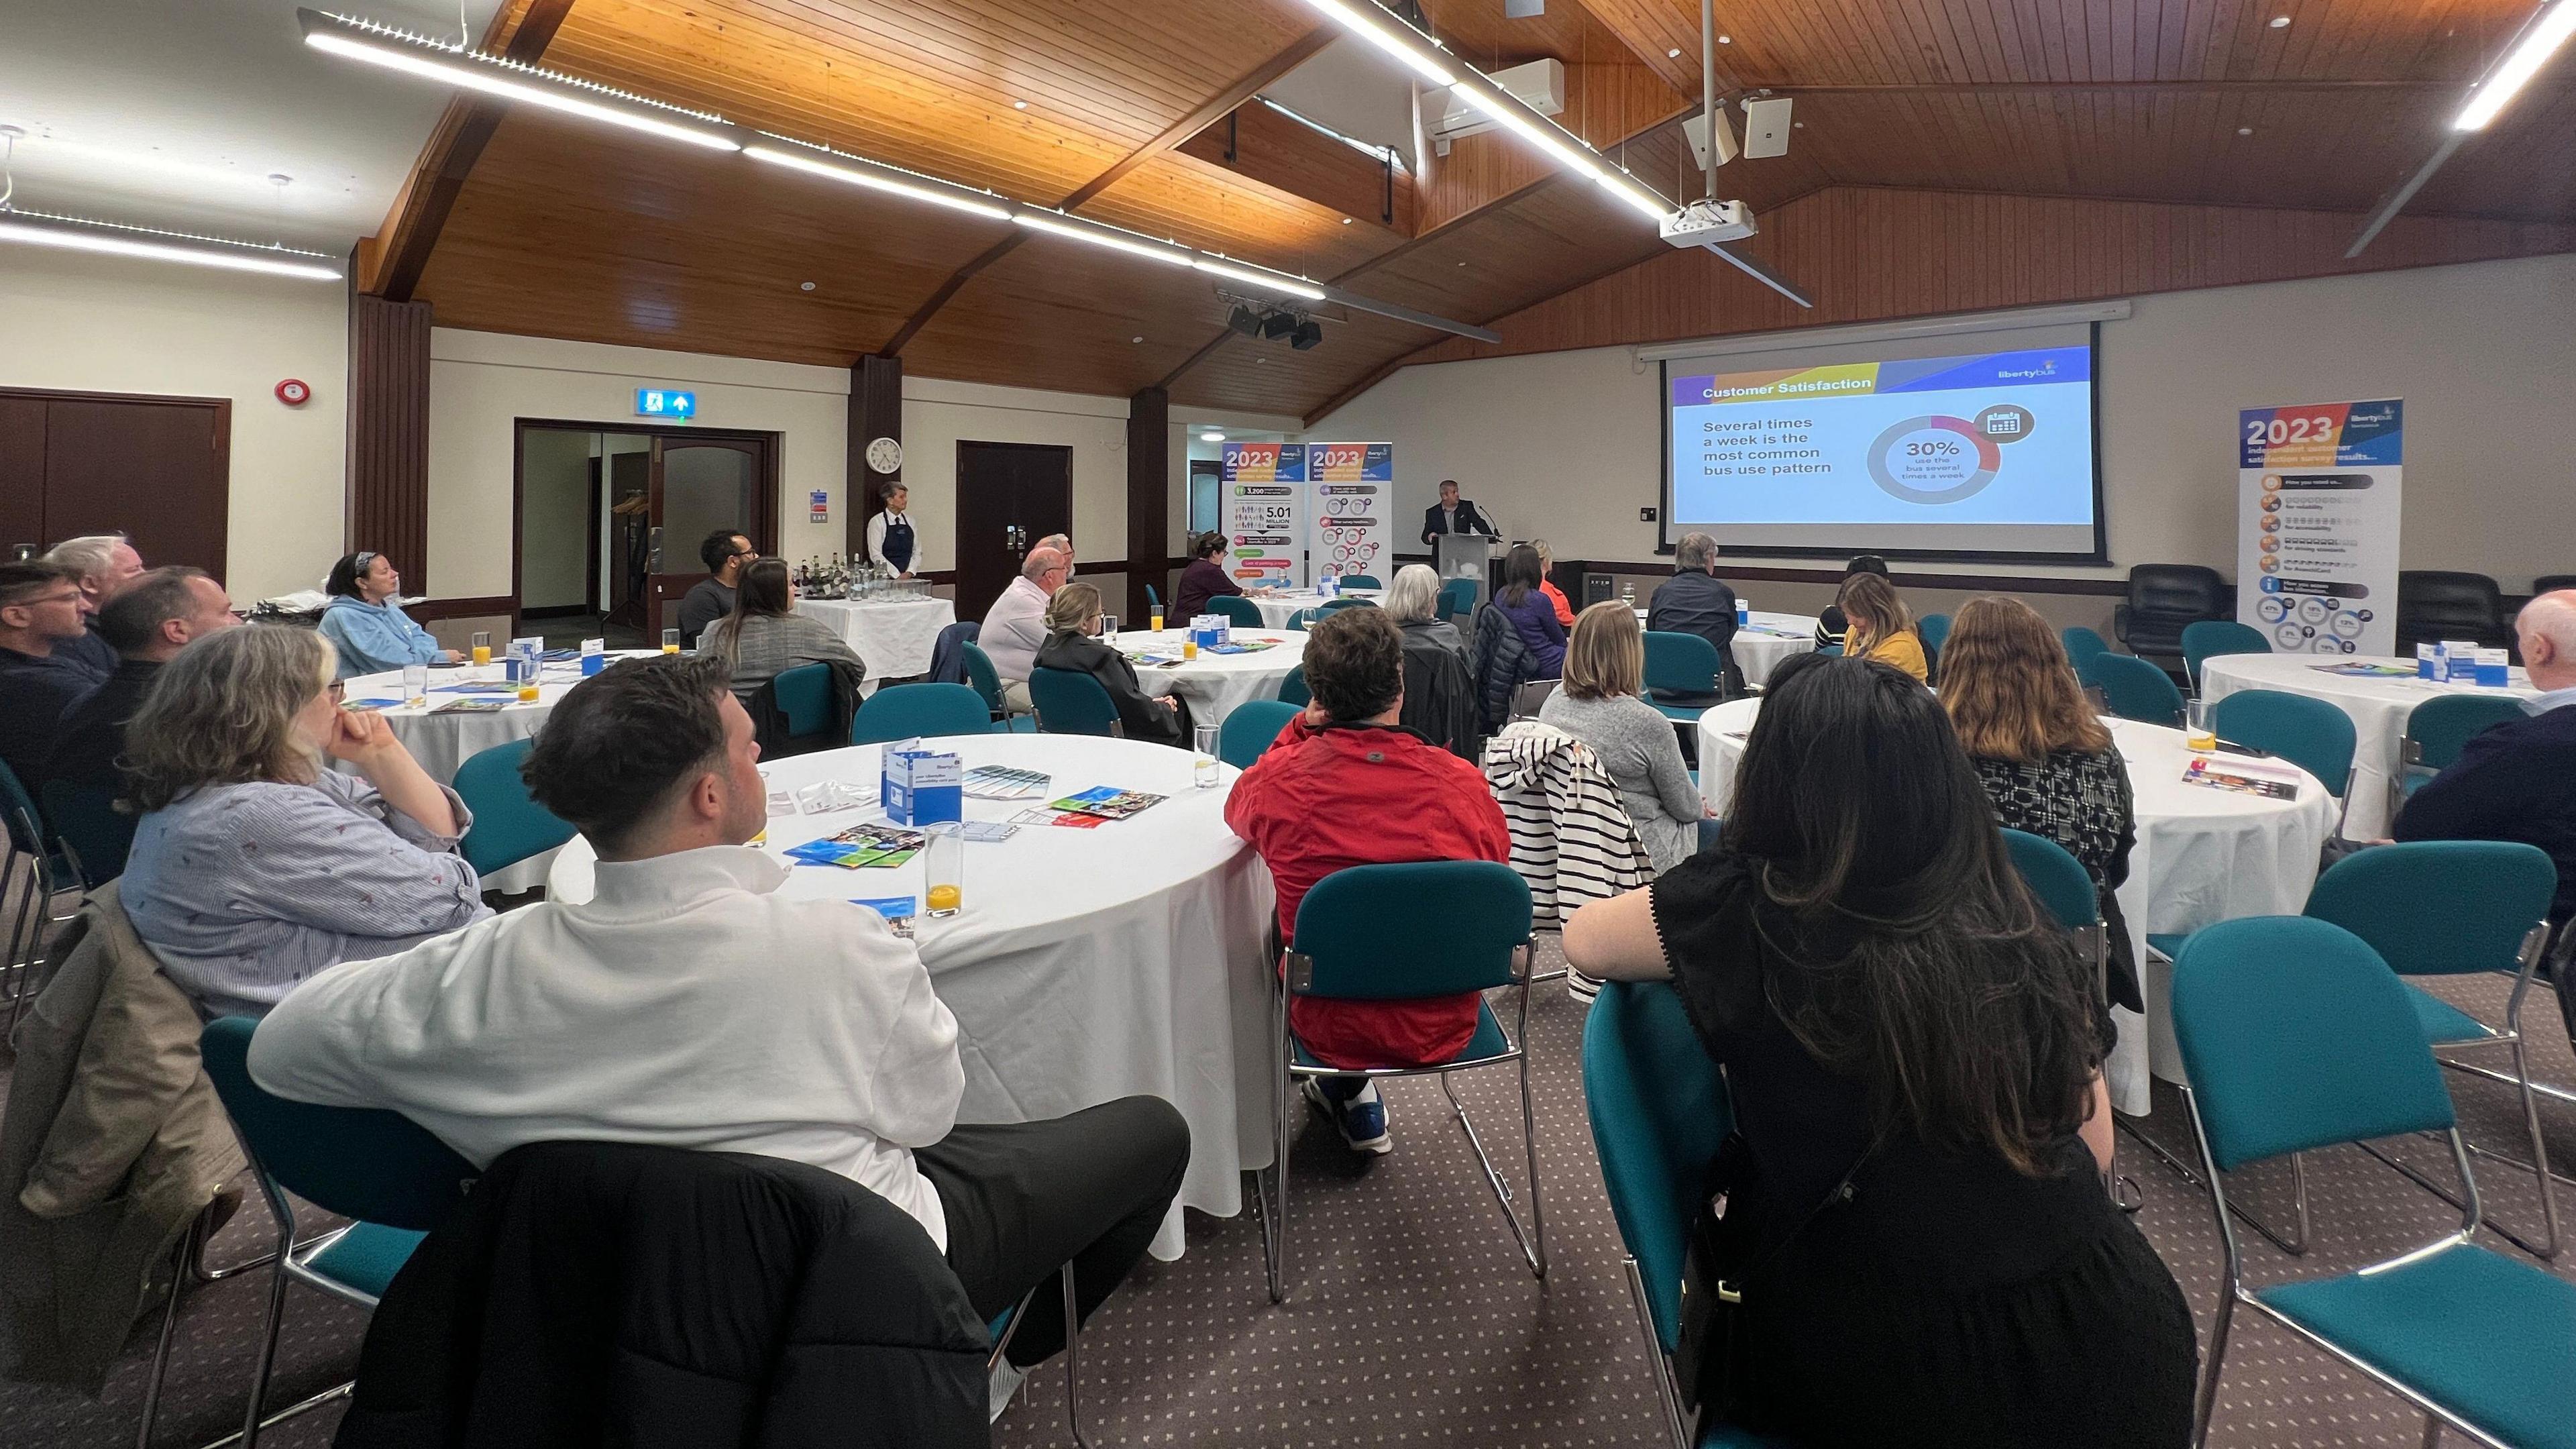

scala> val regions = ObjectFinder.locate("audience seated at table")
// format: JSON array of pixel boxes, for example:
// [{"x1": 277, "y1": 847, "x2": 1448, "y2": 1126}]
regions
[
  {"x1": 1812, "y1": 553, "x2": 1890, "y2": 651},
  {"x1": 1036, "y1": 532, "x2": 1076, "y2": 576},
  {"x1": 979, "y1": 546, "x2": 1069, "y2": 712},
  {"x1": 1540, "y1": 602, "x2": 1717, "y2": 871},
  {"x1": 1383, "y1": 564, "x2": 1480, "y2": 757},
  {"x1": 0, "y1": 562, "x2": 100, "y2": 789},
  {"x1": 678, "y1": 529, "x2": 756, "y2": 648},
  {"x1": 1565, "y1": 653, "x2": 2194, "y2": 1446},
  {"x1": 1835, "y1": 572, "x2": 1929, "y2": 682},
  {"x1": 245, "y1": 654, "x2": 1190, "y2": 1397},
  {"x1": 1529, "y1": 539, "x2": 1576, "y2": 626},
  {"x1": 1491, "y1": 543, "x2": 1566, "y2": 680},
  {"x1": 40, "y1": 533, "x2": 142, "y2": 680},
  {"x1": 2396, "y1": 588, "x2": 2576, "y2": 929},
  {"x1": 1941, "y1": 596, "x2": 2143, "y2": 1010},
  {"x1": 117, "y1": 626, "x2": 488, "y2": 1018},
  {"x1": 317, "y1": 550, "x2": 462, "y2": 678},
  {"x1": 42, "y1": 567, "x2": 239, "y2": 796},
  {"x1": 700, "y1": 557, "x2": 865, "y2": 699},
  {"x1": 1225, "y1": 607, "x2": 1511, "y2": 1155},
  {"x1": 1646, "y1": 531, "x2": 1743, "y2": 704},
  {"x1": 1173, "y1": 531, "x2": 1242, "y2": 622},
  {"x1": 1032, "y1": 581, "x2": 1189, "y2": 745}
]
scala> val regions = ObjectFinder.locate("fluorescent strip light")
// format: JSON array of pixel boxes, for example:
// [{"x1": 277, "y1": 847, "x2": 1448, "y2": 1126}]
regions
[
  {"x1": 1451, "y1": 86, "x2": 1599, "y2": 180},
  {"x1": 1193, "y1": 256, "x2": 1329, "y2": 301},
  {"x1": 2454, "y1": 0, "x2": 2576, "y2": 129},
  {"x1": 298, "y1": 9, "x2": 740, "y2": 152},
  {"x1": 1289, "y1": 0, "x2": 1457, "y2": 87},
  {"x1": 0, "y1": 210, "x2": 344, "y2": 281},
  {"x1": 1596, "y1": 171, "x2": 1678, "y2": 222},
  {"x1": 744, "y1": 142, "x2": 1012, "y2": 221},
  {"x1": 1014, "y1": 211, "x2": 1194, "y2": 266}
]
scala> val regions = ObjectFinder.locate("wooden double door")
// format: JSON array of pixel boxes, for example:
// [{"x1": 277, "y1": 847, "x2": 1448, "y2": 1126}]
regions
[{"x1": 0, "y1": 388, "x2": 229, "y2": 574}]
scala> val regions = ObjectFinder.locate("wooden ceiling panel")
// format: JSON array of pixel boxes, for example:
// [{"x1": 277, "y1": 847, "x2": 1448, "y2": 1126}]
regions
[
  {"x1": 1419, "y1": 0, "x2": 1665, "y2": 70},
  {"x1": 1077, "y1": 148, "x2": 1400, "y2": 278}
]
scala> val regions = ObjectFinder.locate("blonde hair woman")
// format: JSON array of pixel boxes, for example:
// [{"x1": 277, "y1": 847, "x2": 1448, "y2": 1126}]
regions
[
  {"x1": 1837, "y1": 572, "x2": 1927, "y2": 682},
  {"x1": 1538, "y1": 600, "x2": 1715, "y2": 869},
  {"x1": 1031, "y1": 581, "x2": 1190, "y2": 745},
  {"x1": 1941, "y1": 595, "x2": 2141, "y2": 1010},
  {"x1": 119, "y1": 626, "x2": 488, "y2": 1018}
]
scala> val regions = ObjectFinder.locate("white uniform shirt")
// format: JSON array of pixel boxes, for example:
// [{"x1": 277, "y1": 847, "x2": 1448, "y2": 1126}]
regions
[{"x1": 249, "y1": 845, "x2": 965, "y2": 1247}]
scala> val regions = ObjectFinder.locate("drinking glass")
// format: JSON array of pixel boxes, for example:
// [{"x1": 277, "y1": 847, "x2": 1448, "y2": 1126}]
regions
[
  {"x1": 1102, "y1": 613, "x2": 1120, "y2": 641},
  {"x1": 924, "y1": 822, "x2": 965, "y2": 917},
  {"x1": 470, "y1": 631, "x2": 492, "y2": 667},
  {"x1": 1193, "y1": 725, "x2": 1221, "y2": 789},
  {"x1": 402, "y1": 663, "x2": 429, "y2": 707},
  {"x1": 1150, "y1": 608, "x2": 1165, "y2": 632},
  {"x1": 661, "y1": 628, "x2": 682, "y2": 655},
  {"x1": 2186, "y1": 699, "x2": 2217, "y2": 752}
]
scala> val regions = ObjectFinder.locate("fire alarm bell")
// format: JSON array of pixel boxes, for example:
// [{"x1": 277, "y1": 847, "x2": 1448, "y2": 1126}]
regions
[{"x1": 275, "y1": 378, "x2": 312, "y2": 406}]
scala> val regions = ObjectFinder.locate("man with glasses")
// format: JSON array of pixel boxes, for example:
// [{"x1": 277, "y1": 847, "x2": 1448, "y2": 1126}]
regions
[
  {"x1": 41, "y1": 533, "x2": 145, "y2": 680},
  {"x1": 680, "y1": 531, "x2": 758, "y2": 649},
  {"x1": 0, "y1": 562, "x2": 99, "y2": 788},
  {"x1": 44, "y1": 567, "x2": 241, "y2": 795}
]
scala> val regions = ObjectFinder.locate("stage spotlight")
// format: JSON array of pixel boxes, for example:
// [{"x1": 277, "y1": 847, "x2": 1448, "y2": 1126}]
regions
[
  {"x1": 1290, "y1": 319, "x2": 1324, "y2": 350},
  {"x1": 1227, "y1": 304, "x2": 1263, "y2": 336},
  {"x1": 1260, "y1": 311, "x2": 1299, "y2": 341}
]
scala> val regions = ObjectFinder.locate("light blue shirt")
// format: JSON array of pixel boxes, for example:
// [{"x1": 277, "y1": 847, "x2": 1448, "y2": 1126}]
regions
[
  {"x1": 2526, "y1": 684, "x2": 2576, "y2": 717},
  {"x1": 317, "y1": 594, "x2": 445, "y2": 678}
]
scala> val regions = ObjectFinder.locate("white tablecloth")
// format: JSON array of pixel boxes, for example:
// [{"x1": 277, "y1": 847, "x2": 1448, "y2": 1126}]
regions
[
  {"x1": 1114, "y1": 630, "x2": 1307, "y2": 731},
  {"x1": 2200, "y1": 653, "x2": 2536, "y2": 839},
  {"x1": 340, "y1": 652, "x2": 659, "y2": 892},
  {"x1": 545, "y1": 735, "x2": 1277, "y2": 1260},
  {"x1": 1731, "y1": 612, "x2": 1820, "y2": 687},
  {"x1": 1695, "y1": 702, "x2": 2335, "y2": 1114},
  {"x1": 798, "y1": 596, "x2": 957, "y2": 682},
  {"x1": 1250, "y1": 592, "x2": 1329, "y2": 629}
]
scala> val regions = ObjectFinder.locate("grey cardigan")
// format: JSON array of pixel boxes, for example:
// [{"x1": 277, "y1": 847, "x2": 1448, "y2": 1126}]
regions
[
  {"x1": 702, "y1": 612, "x2": 867, "y2": 694},
  {"x1": 1537, "y1": 690, "x2": 1704, "y2": 870}
]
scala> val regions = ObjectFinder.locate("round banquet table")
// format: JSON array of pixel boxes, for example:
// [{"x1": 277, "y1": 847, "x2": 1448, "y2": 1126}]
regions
[
  {"x1": 339, "y1": 651, "x2": 659, "y2": 892},
  {"x1": 1696, "y1": 700, "x2": 2335, "y2": 1115},
  {"x1": 545, "y1": 734, "x2": 1277, "y2": 1260},
  {"x1": 1729, "y1": 611, "x2": 1821, "y2": 687},
  {"x1": 1250, "y1": 592, "x2": 1330, "y2": 629},
  {"x1": 2200, "y1": 652, "x2": 2536, "y2": 840},
  {"x1": 1112, "y1": 629, "x2": 1307, "y2": 731},
  {"x1": 796, "y1": 595, "x2": 957, "y2": 682}
]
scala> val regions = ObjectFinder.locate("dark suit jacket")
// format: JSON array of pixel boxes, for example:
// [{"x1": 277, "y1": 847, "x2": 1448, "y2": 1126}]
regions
[
  {"x1": 1035, "y1": 631, "x2": 1187, "y2": 745},
  {"x1": 1419, "y1": 500, "x2": 1493, "y2": 546},
  {"x1": 1645, "y1": 569, "x2": 1745, "y2": 702},
  {"x1": 2395, "y1": 700, "x2": 2576, "y2": 925},
  {"x1": 42, "y1": 657, "x2": 160, "y2": 794}
]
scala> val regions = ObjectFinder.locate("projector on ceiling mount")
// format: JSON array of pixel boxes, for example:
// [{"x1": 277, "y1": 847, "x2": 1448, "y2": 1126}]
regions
[{"x1": 1659, "y1": 199, "x2": 1756, "y2": 248}]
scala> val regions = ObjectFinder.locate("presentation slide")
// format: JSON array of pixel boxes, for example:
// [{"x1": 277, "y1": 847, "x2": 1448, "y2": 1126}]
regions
[{"x1": 1663, "y1": 325, "x2": 2102, "y2": 559}]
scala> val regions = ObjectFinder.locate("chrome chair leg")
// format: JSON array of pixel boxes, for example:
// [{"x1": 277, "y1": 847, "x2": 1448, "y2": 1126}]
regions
[
  {"x1": 2121, "y1": 1112, "x2": 2308, "y2": 1253},
  {"x1": 238, "y1": 1236, "x2": 293, "y2": 1449},
  {"x1": 2190, "y1": 1285, "x2": 2239, "y2": 1449},
  {"x1": 2508, "y1": 1036, "x2": 2563, "y2": 1258},
  {"x1": 135, "y1": 1229, "x2": 197, "y2": 1449},
  {"x1": 1059, "y1": 1262, "x2": 1093, "y2": 1449},
  {"x1": 1438, "y1": 1073, "x2": 1544, "y2": 1277},
  {"x1": 1621, "y1": 1256, "x2": 1690, "y2": 1449}
]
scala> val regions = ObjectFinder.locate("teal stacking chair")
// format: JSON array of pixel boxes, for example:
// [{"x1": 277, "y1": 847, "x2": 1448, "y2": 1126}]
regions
[
  {"x1": 1436, "y1": 578, "x2": 1478, "y2": 622},
  {"x1": 453, "y1": 738, "x2": 577, "y2": 879},
  {"x1": 1144, "y1": 582, "x2": 1162, "y2": 616},
  {"x1": 851, "y1": 682, "x2": 991, "y2": 744},
  {"x1": 1263, "y1": 862, "x2": 1542, "y2": 1303},
  {"x1": 2209, "y1": 689, "x2": 2357, "y2": 830},
  {"x1": 2181, "y1": 619, "x2": 2270, "y2": 692},
  {"x1": 2172, "y1": 917, "x2": 2576, "y2": 1449},
  {"x1": 1643, "y1": 631, "x2": 1723, "y2": 722},
  {"x1": 1916, "y1": 612, "x2": 1951, "y2": 655},
  {"x1": 2397, "y1": 694, "x2": 2526, "y2": 817},
  {"x1": 2086, "y1": 653, "x2": 2186, "y2": 727},
  {"x1": 961, "y1": 641, "x2": 1034, "y2": 733},
  {"x1": 1028, "y1": 666, "x2": 1123, "y2": 737},
  {"x1": 40, "y1": 777, "x2": 136, "y2": 888},
  {"x1": 1219, "y1": 700, "x2": 1299, "y2": 768},
  {"x1": 0, "y1": 756, "x2": 77, "y2": 1032},
  {"x1": 1318, "y1": 596, "x2": 1371, "y2": 617},
  {"x1": 1285, "y1": 606, "x2": 1323, "y2": 631},
  {"x1": 2003, "y1": 828, "x2": 2129, "y2": 1204},
  {"x1": 1339, "y1": 574, "x2": 1381, "y2": 590},
  {"x1": 1275, "y1": 664, "x2": 1309, "y2": 707},
  {"x1": 1209, "y1": 595, "x2": 1265, "y2": 630},
  {"x1": 2061, "y1": 626, "x2": 2112, "y2": 673},
  {"x1": 765, "y1": 661, "x2": 839, "y2": 757},
  {"x1": 188, "y1": 1017, "x2": 478, "y2": 1449}
]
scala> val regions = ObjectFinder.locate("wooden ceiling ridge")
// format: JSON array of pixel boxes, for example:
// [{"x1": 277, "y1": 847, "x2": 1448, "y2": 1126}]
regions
[
  {"x1": 357, "y1": 0, "x2": 576, "y2": 301},
  {"x1": 874, "y1": 23, "x2": 1338, "y2": 360}
]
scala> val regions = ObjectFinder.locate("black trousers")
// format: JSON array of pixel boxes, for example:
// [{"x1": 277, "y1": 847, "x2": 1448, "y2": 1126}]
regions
[{"x1": 916, "y1": 1095, "x2": 1191, "y2": 1367}]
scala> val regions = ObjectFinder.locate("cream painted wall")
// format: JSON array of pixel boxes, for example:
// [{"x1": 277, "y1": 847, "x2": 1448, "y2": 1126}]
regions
[
  {"x1": 0, "y1": 248, "x2": 347, "y2": 602},
  {"x1": 517, "y1": 427, "x2": 593, "y2": 610},
  {"x1": 1309, "y1": 252, "x2": 2576, "y2": 593}
]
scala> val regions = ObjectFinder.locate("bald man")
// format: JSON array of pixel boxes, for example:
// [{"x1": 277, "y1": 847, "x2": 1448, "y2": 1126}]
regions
[{"x1": 979, "y1": 546, "x2": 1070, "y2": 712}]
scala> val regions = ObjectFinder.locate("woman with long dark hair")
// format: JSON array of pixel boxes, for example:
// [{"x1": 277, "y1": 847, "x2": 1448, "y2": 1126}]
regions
[
  {"x1": 697, "y1": 557, "x2": 863, "y2": 698},
  {"x1": 1565, "y1": 654, "x2": 2193, "y2": 1447},
  {"x1": 1491, "y1": 543, "x2": 1565, "y2": 678}
]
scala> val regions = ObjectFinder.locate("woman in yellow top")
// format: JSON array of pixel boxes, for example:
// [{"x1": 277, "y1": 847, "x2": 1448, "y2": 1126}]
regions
[{"x1": 1837, "y1": 572, "x2": 1929, "y2": 682}]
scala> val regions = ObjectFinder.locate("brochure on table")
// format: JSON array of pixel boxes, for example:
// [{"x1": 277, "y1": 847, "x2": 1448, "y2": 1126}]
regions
[
  {"x1": 2236, "y1": 398, "x2": 2402, "y2": 657},
  {"x1": 1222, "y1": 441, "x2": 1395, "y2": 590}
]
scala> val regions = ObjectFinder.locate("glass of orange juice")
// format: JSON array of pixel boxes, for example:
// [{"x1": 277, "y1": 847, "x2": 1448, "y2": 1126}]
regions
[
  {"x1": 470, "y1": 630, "x2": 492, "y2": 668},
  {"x1": 661, "y1": 627, "x2": 682, "y2": 655},
  {"x1": 1150, "y1": 610, "x2": 1164, "y2": 632},
  {"x1": 924, "y1": 822, "x2": 964, "y2": 916},
  {"x1": 1181, "y1": 632, "x2": 1199, "y2": 660},
  {"x1": 2186, "y1": 699, "x2": 2216, "y2": 752}
]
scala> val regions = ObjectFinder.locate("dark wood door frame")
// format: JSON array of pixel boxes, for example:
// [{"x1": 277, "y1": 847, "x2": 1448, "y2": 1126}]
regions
[
  {"x1": 953, "y1": 440, "x2": 1073, "y2": 621},
  {"x1": 0, "y1": 384, "x2": 232, "y2": 578},
  {"x1": 511, "y1": 417, "x2": 780, "y2": 635}
]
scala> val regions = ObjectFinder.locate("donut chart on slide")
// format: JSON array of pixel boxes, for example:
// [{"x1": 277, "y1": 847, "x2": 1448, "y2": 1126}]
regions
[{"x1": 1867, "y1": 415, "x2": 2003, "y2": 504}]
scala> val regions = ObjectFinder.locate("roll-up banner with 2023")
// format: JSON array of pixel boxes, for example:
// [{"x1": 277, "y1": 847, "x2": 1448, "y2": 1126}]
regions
[
  {"x1": 1222, "y1": 441, "x2": 1395, "y2": 590},
  {"x1": 1224, "y1": 443, "x2": 1307, "y2": 589},
  {"x1": 1306, "y1": 443, "x2": 1393, "y2": 586},
  {"x1": 2236, "y1": 399, "x2": 2403, "y2": 656}
]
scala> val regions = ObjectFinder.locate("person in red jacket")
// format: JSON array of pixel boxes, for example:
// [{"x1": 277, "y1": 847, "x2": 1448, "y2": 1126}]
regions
[{"x1": 1225, "y1": 606, "x2": 1511, "y2": 1155}]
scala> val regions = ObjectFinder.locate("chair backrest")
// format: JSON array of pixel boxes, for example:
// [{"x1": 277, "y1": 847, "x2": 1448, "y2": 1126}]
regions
[
  {"x1": 2404, "y1": 693, "x2": 2527, "y2": 771},
  {"x1": 2304, "y1": 839, "x2": 2556, "y2": 979},
  {"x1": 1916, "y1": 612, "x2": 1951, "y2": 654},
  {"x1": 1582, "y1": 979, "x2": 1730, "y2": 1353},
  {"x1": 1340, "y1": 574, "x2": 1381, "y2": 590},
  {"x1": 2001, "y1": 828, "x2": 2098, "y2": 930},
  {"x1": 2060, "y1": 626, "x2": 2111, "y2": 669},
  {"x1": 1218, "y1": 700, "x2": 1300, "y2": 768},
  {"x1": 1436, "y1": 578, "x2": 1477, "y2": 622},
  {"x1": 2086, "y1": 652, "x2": 2186, "y2": 726},
  {"x1": 453, "y1": 737, "x2": 578, "y2": 878},
  {"x1": 1026, "y1": 666, "x2": 1122, "y2": 737},
  {"x1": 2170, "y1": 918, "x2": 2454, "y2": 1173},
  {"x1": 2121, "y1": 564, "x2": 2229, "y2": 657},
  {"x1": 770, "y1": 662, "x2": 835, "y2": 738},
  {"x1": 1275, "y1": 663, "x2": 1310, "y2": 707},
  {"x1": 2398, "y1": 570, "x2": 2507, "y2": 634},
  {"x1": 2180, "y1": 619, "x2": 2269, "y2": 684},
  {"x1": 40, "y1": 779, "x2": 136, "y2": 887},
  {"x1": 2534, "y1": 573, "x2": 2576, "y2": 598},
  {"x1": 851, "y1": 682, "x2": 990, "y2": 744},
  {"x1": 1640, "y1": 629, "x2": 1719, "y2": 696},
  {"x1": 960, "y1": 641, "x2": 1007, "y2": 714},
  {"x1": 1289, "y1": 861, "x2": 1531, "y2": 998},
  {"x1": 199, "y1": 1016, "x2": 480, "y2": 1230},
  {"x1": 1286, "y1": 607, "x2": 1322, "y2": 631},
  {"x1": 2208, "y1": 688, "x2": 2356, "y2": 796},
  {"x1": 1210, "y1": 595, "x2": 1265, "y2": 629},
  {"x1": 1509, "y1": 677, "x2": 1560, "y2": 720},
  {"x1": 0, "y1": 755, "x2": 46, "y2": 859},
  {"x1": 1144, "y1": 583, "x2": 1162, "y2": 609},
  {"x1": 1318, "y1": 596, "x2": 1371, "y2": 616}
]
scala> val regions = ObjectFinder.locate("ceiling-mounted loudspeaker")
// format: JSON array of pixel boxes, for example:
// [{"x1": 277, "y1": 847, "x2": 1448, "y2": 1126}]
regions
[
  {"x1": 1261, "y1": 311, "x2": 1300, "y2": 341},
  {"x1": 1739, "y1": 97, "x2": 1792, "y2": 158},
  {"x1": 1227, "y1": 304, "x2": 1263, "y2": 336},
  {"x1": 1290, "y1": 320, "x2": 1324, "y2": 350},
  {"x1": 1682, "y1": 111, "x2": 1739, "y2": 172}
]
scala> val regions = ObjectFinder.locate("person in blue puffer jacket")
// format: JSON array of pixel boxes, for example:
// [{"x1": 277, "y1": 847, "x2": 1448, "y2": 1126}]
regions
[{"x1": 315, "y1": 550, "x2": 460, "y2": 679}]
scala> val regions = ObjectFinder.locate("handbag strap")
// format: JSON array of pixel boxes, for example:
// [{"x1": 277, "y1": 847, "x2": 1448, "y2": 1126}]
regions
[{"x1": 1713, "y1": 1118, "x2": 1881, "y2": 1303}]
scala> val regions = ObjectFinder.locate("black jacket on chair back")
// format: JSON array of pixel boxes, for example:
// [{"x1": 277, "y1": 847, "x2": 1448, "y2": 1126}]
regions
[
  {"x1": 2396, "y1": 571, "x2": 2513, "y2": 655},
  {"x1": 335, "y1": 1141, "x2": 990, "y2": 1449},
  {"x1": 2112, "y1": 565, "x2": 2229, "y2": 660}
]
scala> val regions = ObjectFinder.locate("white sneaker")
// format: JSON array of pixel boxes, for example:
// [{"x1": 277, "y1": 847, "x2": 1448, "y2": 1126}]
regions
[{"x1": 988, "y1": 1355, "x2": 1026, "y2": 1423}]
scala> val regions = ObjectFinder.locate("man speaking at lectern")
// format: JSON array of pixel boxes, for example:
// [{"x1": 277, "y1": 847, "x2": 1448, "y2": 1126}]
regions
[{"x1": 1420, "y1": 479, "x2": 1496, "y2": 547}]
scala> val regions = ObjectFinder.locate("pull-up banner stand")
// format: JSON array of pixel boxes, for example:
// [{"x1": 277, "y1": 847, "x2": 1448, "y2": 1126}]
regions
[
  {"x1": 1307, "y1": 442, "x2": 1393, "y2": 585},
  {"x1": 1222, "y1": 442, "x2": 1306, "y2": 590},
  {"x1": 2236, "y1": 398, "x2": 2404, "y2": 657}
]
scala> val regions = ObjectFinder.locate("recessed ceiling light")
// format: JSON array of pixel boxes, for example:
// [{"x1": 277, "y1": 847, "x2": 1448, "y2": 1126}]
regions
[
  {"x1": 2268, "y1": 14, "x2": 2290, "y2": 26},
  {"x1": 1012, "y1": 99, "x2": 1028, "y2": 109},
  {"x1": 1792, "y1": 121, "x2": 1805, "y2": 128},
  {"x1": 1666, "y1": 48, "x2": 1681, "y2": 57},
  {"x1": 1341, "y1": 216, "x2": 1354, "y2": 224},
  {"x1": 1717, "y1": 34, "x2": 1731, "y2": 44},
  {"x1": 1201, "y1": 431, "x2": 1226, "y2": 442},
  {"x1": 1132, "y1": 335, "x2": 1144, "y2": 343},
  {"x1": 800, "y1": 280, "x2": 816, "y2": 290},
  {"x1": 2237, "y1": 126, "x2": 2254, "y2": 136}
]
